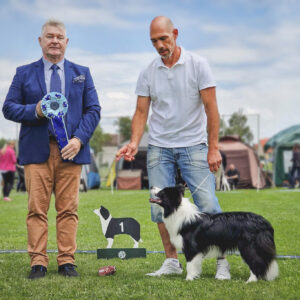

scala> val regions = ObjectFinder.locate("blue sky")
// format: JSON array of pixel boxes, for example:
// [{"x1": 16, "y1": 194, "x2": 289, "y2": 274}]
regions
[{"x1": 1, "y1": 0, "x2": 300, "y2": 142}]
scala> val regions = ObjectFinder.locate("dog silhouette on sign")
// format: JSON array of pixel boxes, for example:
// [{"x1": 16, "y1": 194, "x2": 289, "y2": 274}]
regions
[{"x1": 93, "y1": 206, "x2": 142, "y2": 248}]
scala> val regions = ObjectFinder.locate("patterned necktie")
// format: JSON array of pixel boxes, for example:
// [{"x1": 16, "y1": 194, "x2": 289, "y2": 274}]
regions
[
  {"x1": 49, "y1": 64, "x2": 62, "y2": 136},
  {"x1": 50, "y1": 64, "x2": 61, "y2": 93}
]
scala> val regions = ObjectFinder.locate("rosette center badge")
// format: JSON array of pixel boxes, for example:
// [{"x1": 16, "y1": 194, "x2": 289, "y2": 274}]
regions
[{"x1": 41, "y1": 92, "x2": 68, "y2": 119}]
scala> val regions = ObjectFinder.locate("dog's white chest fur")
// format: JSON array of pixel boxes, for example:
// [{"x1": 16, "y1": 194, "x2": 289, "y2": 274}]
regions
[{"x1": 163, "y1": 197, "x2": 200, "y2": 251}]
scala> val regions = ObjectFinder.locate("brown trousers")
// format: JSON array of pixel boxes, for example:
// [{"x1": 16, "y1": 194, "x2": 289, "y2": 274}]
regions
[{"x1": 24, "y1": 140, "x2": 82, "y2": 267}]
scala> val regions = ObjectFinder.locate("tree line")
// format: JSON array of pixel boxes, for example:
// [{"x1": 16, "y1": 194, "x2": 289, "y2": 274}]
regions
[
  {"x1": 0, "y1": 110, "x2": 253, "y2": 155},
  {"x1": 90, "y1": 110, "x2": 254, "y2": 154}
]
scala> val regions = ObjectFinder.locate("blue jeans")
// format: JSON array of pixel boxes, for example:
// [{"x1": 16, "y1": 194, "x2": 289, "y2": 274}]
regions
[{"x1": 147, "y1": 144, "x2": 222, "y2": 223}]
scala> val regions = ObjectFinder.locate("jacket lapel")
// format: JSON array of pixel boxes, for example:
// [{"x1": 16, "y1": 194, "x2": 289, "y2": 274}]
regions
[
  {"x1": 36, "y1": 58, "x2": 47, "y2": 95},
  {"x1": 64, "y1": 59, "x2": 73, "y2": 133},
  {"x1": 64, "y1": 59, "x2": 72, "y2": 100}
]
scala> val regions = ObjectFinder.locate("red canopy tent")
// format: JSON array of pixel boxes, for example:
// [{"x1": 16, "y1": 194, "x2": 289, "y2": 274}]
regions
[{"x1": 219, "y1": 136, "x2": 265, "y2": 189}]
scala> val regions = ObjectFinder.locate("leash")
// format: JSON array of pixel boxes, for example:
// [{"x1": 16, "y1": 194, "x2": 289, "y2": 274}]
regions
[
  {"x1": 188, "y1": 173, "x2": 210, "y2": 200},
  {"x1": 1, "y1": 249, "x2": 300, "y2": 259}
]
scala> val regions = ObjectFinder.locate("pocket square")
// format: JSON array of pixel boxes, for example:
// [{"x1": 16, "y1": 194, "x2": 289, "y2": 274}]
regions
[{"x1": 72, "y1": 75, "x2": 85, "y2": 83}]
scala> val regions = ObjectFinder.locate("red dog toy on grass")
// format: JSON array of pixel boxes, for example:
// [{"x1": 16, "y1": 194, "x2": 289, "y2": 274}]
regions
[{"x1": 98, "y1": 266, "x2": 116, "y2": 276}]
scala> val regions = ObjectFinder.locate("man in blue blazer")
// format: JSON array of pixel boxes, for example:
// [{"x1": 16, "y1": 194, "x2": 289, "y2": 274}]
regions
[{"x1": 3, "y1": 19, "x2": 101, "y2": 279}]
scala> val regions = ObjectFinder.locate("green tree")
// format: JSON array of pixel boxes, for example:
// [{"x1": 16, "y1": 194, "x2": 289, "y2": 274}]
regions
[
  {"x1": 115, "y1": 116, "x2": 148, "y2": 143},
  {"x1": 116, "y1": 116, "x2": 131, "y2": 142},
  {"x1": 219, "y1": 118, "x2": 227, "y2": 138},
  {"x1": 0, "y1": 138, "x2": 7, "y2": 149},
  {"x1": 222, "y1": 110, "x2": 254, "y2": 144},
  {"x1": 89, "y1": 125, "x2": 111, "y2": 154}
]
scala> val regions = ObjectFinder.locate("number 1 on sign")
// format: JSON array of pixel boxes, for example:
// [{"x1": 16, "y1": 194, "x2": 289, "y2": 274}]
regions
[{"x1": 119, "y1": 222, "x2": 124, "y2": 232}]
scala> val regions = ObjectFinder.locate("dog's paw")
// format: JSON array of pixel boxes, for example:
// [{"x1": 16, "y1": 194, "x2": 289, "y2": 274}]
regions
[{"x1": 186, "y1": 273, "x2": 201, "y2": 281}]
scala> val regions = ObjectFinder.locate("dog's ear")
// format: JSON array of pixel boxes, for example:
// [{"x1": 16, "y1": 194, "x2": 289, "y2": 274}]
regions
[{"x1": 177, "y1": 184, "x2": 185, "y2": 196}]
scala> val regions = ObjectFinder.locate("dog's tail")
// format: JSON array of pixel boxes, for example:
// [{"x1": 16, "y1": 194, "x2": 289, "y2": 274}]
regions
[
  {"x1": 256, "y1": 229, "x2": 279, "y2": 280},
  {"x1": 257, "y1": 230, "x2": 276, "y2": 258}
]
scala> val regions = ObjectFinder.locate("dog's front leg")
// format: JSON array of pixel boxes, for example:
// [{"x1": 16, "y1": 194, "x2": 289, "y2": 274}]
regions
[
  {"x1": 186, "y1": 253, "x2": 203, "y2": 281},
  {"x1": 106, "y1": 238, "x2": 114, "y2": 248}
]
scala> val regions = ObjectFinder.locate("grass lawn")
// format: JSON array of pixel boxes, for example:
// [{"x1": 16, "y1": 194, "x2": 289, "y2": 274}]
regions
[{"x1": 0, "y1": 188, "x2": 300, "y2": 299}]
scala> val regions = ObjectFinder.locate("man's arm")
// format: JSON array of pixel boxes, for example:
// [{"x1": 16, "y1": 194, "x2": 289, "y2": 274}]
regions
[
  {"x1": 226, "y1": 172, "x2": 239, "y2": 180},
  {"x1": 116, "y1": 96, "x2": 151, "y2": 161},
  {"x1": 3, "y1": 68, "x2": 46, "y2": 126},
  {"x1": 200, "y1": 87, "x2": 222, "y2": 172}
]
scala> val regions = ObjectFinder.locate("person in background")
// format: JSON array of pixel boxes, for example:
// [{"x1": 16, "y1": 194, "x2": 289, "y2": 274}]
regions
[
  {"x1": 215, "y1": 150, "x2": 227, "y2": 190},
  {"x1": 289, "y1": 144, "x2": 300, "y2": 188},
  {"x1": 226, "y1": 163, "x2": 240, "y2": 189},
  {"x1": 16, "y1": 158, "x2": 26, "y2": 192},
  {"x1": 3, "y1": 19, "x2": 100, "y2": 279},
  {"x1": 0, "y1": 141, "x2": 16, "y2": 201},
  {"x1": 116, "y1": 16, "x2": 230, "y2": 280}
]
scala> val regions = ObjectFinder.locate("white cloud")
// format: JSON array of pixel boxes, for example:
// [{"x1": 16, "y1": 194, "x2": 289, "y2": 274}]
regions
[
  {"x1": 197, "y1": 20, "x2": 300, "y2": 140},
  {"x1": 106, "y1": 91, "x2": 130, "y2": 100},
  {"x1": 10, "y1": 0, "x2": 154, "y2": 28}
]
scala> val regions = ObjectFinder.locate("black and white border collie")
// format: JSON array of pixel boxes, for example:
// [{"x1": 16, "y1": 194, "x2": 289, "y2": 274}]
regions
[
  {"x1": 150, "y1": 185, "x2": 279, "y2": 282},
  {"x1": 93, "y1": 206, "x2": 141, "y2": 248}
]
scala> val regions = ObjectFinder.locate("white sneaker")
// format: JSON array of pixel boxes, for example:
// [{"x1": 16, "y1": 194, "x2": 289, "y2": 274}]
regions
[
  {"x1": 215, "y1": 258, "x2": 231, "y2": 280},
  {"x1": 146, "y1": 258, "x2": 183, "y2": 276}
]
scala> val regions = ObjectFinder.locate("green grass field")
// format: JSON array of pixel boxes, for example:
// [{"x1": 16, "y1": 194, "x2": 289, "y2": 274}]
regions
[{"x1": 0, "y1": 188, "x2": 300, "y2": 300}]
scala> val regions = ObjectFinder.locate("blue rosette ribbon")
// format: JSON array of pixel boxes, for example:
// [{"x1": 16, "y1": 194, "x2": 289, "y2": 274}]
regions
[{"x1": 41, "y1": 92, "x2": 69, "y2": 152}]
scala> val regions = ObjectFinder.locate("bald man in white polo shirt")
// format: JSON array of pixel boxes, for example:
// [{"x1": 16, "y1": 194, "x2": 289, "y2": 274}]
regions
[{"x1": 116, "y1": 16, "x2": 230, "y2": 280}]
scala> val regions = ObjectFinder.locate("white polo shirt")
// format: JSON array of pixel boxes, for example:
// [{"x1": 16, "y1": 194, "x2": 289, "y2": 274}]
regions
[{"x1": 135, "y1": 47, "x2": 216, "y2": 148}]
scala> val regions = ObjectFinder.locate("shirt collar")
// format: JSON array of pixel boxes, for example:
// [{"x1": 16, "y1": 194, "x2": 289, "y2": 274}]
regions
[
  {"x1": 42, "y1": 57, "x2": 65, "y2": 71},
  {"x1": 156, "y1": 46, "x2": 186, "y2": 69},
  {"x1": 176, "y1": 47, "x2": 186, "y2": 65}
]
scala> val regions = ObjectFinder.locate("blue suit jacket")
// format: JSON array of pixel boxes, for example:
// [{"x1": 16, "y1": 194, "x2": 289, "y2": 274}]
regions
[{"x1": 3, "y1": 58, "x2": 101, "y2": 165}]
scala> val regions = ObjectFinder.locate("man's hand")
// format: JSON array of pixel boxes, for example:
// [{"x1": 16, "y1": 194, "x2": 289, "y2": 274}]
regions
[
  {"x1": 207, "y1": 148, "x2": 222, "y2": 172},
  {"x1": 116, "y1": 142, "x2": 138, "y2": 161},
  {"x1": 36, "y1": 100, "x2": 44, "y2": 118},
  {"x1": 61, "y1": 138, "x2": 81, "y2": 160}
]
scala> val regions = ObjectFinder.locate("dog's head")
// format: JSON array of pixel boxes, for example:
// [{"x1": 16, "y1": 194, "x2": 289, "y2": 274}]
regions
[
  {"x1": 150, "y1": 186, "x2": 162, "y2": 199},
  {"x1": 149, "y1": 185, "x2": 185, "y2": 218},
  {"x1": 93, "y1": 206, "x2": 110, "y2": 220}
]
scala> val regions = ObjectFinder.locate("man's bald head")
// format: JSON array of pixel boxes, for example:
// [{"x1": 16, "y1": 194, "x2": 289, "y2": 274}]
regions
[
  {"x1": 149, "y1": 16, "x2": 179, "y2": 61},
  {"x1": 150, "y1": 16, "x2": 174, "y2": 33}
]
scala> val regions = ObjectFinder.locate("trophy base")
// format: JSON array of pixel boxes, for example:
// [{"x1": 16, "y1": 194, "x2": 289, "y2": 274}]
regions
[{"x1": 97, "y1": 248, "x2": 147, "y2": 259}]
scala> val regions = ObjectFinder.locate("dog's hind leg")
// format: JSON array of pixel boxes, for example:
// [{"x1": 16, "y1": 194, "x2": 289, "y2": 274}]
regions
[
  {"x1": 243, "y1": 233, "x2": 278, "y2": 282},
  {"x1": 239, "y1": 244, "x2": 268, "y2": 281},
  {"x1": 246, "y1": 271, "x2": 258, "y2": 283},
  {"x1": 186, "y1": 253, "x2": 203, "y2": 281},
  {"x1": 106, "y1": 238, "x2": 114, "y2": 248}
]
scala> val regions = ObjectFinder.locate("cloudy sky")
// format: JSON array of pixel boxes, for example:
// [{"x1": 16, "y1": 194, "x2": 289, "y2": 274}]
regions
[{"x1": 1, "y1": 0, "x2": 299, "y2": 143}]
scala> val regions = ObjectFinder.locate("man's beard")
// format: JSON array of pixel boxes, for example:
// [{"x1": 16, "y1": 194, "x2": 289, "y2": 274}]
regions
[{"x1": 159, "y1": 49, "x2": 173, "y2": 59}]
